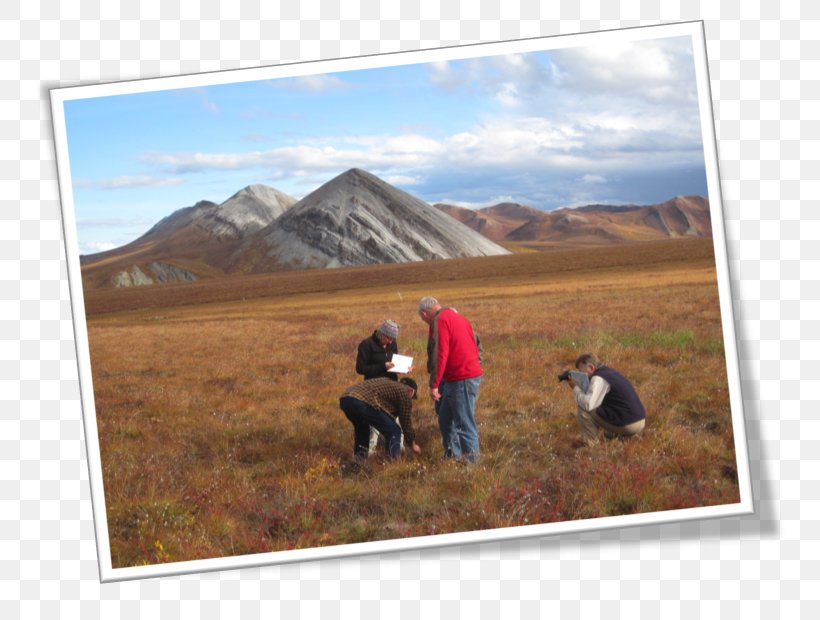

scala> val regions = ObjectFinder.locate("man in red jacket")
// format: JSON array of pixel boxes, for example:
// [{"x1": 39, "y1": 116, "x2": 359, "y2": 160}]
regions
[{"x1": 418, "y1": 296, "x2": 483, "y2": 463}]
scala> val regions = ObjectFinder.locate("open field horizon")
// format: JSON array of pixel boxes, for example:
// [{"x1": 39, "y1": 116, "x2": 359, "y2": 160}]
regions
[
  {"x1": 83, "y1": 237, "x2": 717, "y2": 316},
  {"x1": 84, "y1": 237, "x2": 741, "y2": 568}
]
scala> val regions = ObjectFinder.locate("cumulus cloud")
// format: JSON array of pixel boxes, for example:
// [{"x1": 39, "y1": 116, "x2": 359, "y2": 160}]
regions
[
  {"x1": 269, "y1": 74, "x2": 350, "y2": 93},
  {"x1": 129, "y1": 37, "x2": 705, "y2": 211},
  {"x1": 241, "y1": 133, "x2": 271, "y2": 142},
  {"x1": 427, "y1": 38, "x2": 696, "y2": 117},
  {"x1": 437, "y1": 115, "x2": 701, "y2": 176},
  {"x1": 384, "y1": 174, "x2": 423, "y2": 186},
  {"x1": 82, "y1": 241, "x2": 117, "y2": 254},
  {"x1": 495, "y1": 82, "x2": 521, "y2": 107},
  {"x1": 77, "y1": 217, "x2": 153, "y2": 228},
  {"x1": 440, "y1": 117, "x2": 584, "y2": 166},
  {"x1": 428, "y1": 60, "x2": 466, "y2": 92},
  {"x1": 74, "y1": 175, "x2": 183, "y2": 189},
  {"x1": 173, "y1": 87, "x2": 219, "y2": 114},
  {"x1": 434, "y1": 195, "x2": 518, "y2": 210},
  {"x1": 429, "y1": 53, "x2": 551, "y2": 102},
  {"x1": 549, "y1": 37, "x2": 697, "y2": 103},
  {"x1": 140, "y1": 108, "x2": 702, "y2": 190},
  {"x1": 142, "y1": 132, "x2": 446, "y2": 175}
]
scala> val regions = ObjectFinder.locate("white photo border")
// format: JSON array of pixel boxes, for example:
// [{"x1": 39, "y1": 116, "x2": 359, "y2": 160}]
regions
[{"x1": 50, "y1": 20, "x2": 753, "y2": 583}]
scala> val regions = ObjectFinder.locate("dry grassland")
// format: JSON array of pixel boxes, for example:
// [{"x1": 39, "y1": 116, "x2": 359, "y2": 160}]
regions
[{"x1": 85, "y1": 238, "x2": 741, "y2": 567}]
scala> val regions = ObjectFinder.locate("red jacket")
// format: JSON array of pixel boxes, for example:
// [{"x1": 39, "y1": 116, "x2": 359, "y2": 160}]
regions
[{"x1": 427, "y1": 308, "x2": 483, "y2": 388}]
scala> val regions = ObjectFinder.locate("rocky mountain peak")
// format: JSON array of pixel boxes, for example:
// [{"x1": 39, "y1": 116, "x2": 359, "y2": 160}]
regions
[
  {"x1": 239, "y1": 168, "x2": 511, "y2": 271},
  {"x1": 200, "y1": 184, "x2": 298, "y2": 238}
]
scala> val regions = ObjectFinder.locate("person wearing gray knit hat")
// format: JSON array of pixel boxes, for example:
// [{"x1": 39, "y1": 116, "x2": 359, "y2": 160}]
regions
[
  {"x1": 356, "y1": 318, "x2": 406, "y2": 454},
  {"x1": 377, "y1": 319, "x2": 400, "y2": 341},
  {"x1": 357, "y1": 320, "x2": 401, "y2": 381}
]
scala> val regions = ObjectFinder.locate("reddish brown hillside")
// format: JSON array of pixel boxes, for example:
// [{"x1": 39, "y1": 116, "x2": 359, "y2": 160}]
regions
[
  {"x1": 80, "y1": 218, "x2": 233, "y2": 289},
  {"x1": 433, "y1": 202, "x2": 544, "y2": 242},
  {"x1": 505, "y1": 195, "x2": 711, "y2": 247},
  {"x1": 80, "y1": 185, "x2": 297, "y2": 289},
  {"x1": 435, "y1": 196, "x2": 711, "y2": 249}
]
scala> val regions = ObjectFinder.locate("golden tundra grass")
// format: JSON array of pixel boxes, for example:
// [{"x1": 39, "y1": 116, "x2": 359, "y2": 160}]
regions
[{"x1": 85, "y1": 239, "x2": 740, "y2": 567}]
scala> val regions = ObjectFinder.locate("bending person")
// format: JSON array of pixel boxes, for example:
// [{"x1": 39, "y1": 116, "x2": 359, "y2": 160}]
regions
[{"x1": 339, "y1": 377, "x2": 422, "y2": 463}]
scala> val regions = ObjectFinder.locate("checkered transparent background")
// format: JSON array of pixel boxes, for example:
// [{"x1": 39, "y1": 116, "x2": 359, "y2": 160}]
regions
[{"x1": 2, "y1": 0, "x2": 817, "y2": 617}]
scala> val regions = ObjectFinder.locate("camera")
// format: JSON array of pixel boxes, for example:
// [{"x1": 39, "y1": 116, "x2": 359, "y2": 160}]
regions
[{"x1": 557, "y1": 370, "x2": 571, "y2": 382}]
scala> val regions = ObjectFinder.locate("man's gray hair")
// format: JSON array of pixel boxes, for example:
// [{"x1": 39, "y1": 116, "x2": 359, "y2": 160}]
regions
[
  {"x1": 575, "y1": 352, "x2": 603, "y2": 368},
  {"x1": 417, "y1": 296, "x2": 439, "y2": 313}
]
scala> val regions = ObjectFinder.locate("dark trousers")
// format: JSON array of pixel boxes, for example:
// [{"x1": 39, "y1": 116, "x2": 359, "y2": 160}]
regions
[{"x1": 339, "y1": 396, "x2": 402, "y2": 459}]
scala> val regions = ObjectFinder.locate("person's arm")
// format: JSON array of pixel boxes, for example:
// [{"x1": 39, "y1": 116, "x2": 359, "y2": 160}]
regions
[
  {"x1": 433, "y1": 313, "x2": 451, "y2": 389},
  {"x1": 385, "y1": 341, "x2": 397, "y2": 371},
  {"x1": 474, "y1": 330, "x2": 483, "y2": 365},
  {"x1": 396, "y1": 393, "x2": 416, "y2": 448},
  {"x1": 426, "y1": 323, "x2": 437, "y2": 383},
  {"x1": 574, "y1": 375, "x2": 609, "y2": 412}
]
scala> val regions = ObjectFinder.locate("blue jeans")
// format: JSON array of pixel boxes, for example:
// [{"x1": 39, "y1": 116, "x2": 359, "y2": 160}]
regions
[
  {"x1": 340, "y1": 396, "x2": 403, "y2": 459},
  {"x1": 435, "y1": 376, "x2": 482, "y2": 462}
]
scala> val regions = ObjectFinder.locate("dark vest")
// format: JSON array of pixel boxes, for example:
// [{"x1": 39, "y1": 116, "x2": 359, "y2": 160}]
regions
[{"x1": 592, "y1": 366, "x2": 646, "y2": 427}]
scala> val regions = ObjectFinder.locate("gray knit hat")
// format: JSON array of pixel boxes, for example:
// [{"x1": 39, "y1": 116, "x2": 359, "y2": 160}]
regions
[{"x1": 377, "y1": 319, "x2": 400, "y2": 340}]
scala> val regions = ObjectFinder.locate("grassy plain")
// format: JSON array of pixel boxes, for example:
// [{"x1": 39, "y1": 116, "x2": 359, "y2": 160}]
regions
[{"x1": 84, "y1": 238, "x2": 740, "y2": 567}]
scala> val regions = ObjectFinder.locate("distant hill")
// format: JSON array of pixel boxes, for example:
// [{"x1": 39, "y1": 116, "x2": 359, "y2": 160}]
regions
[
  {"x1": 80, "y1": 184, "x2": 297, "y2": 289},
  {"x1": 80, "y1": 170, "x2": 510, "y2": 288},
  {"x1": 432, "y1": 202, "x2": 545, "y2": 242},
  {"x1": 434, "y1": 195, "x2": 712, "y2": 249},
  {"x1": 230, "y1": 168, "x2": 510, "y2": 273},
  {"x1": 81, "y1": 169, "x2": 711, "y2": 289}
]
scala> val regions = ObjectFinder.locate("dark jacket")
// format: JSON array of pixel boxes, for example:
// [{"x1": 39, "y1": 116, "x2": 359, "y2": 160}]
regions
[
  {"x1": 356, "y1": 331, "x2": 398, "y2": 381},
  {"x1": 593, "y1": 366, "x2": 646, "y2": 427}
]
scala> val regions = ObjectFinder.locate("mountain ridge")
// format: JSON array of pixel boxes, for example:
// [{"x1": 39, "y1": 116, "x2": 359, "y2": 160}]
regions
[
  {"x1": 80, "y1": 184, "x2": 298, "y2": 288},
  {"x1": 233, "y1": 168, "x2": 511, "y2": 273},
  {"x1": 79, "y1": 169, "x2": 511, "y2": 288},
  {"x1": 434, "y1": 194, "x2": 711, "y2": 249},
  {"x1": 80, "y1": 169, "x2": 711, "y2": 289}
]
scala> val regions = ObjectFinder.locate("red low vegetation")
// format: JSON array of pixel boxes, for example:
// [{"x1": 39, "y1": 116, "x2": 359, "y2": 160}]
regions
[{"x1": 85, "y1": 238, "x2": 740, "y2": 567}]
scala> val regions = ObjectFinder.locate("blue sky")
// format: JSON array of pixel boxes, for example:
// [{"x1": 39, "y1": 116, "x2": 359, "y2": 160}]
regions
[{"x1": 62, "y1": 35, "x2": 708, "y2": 254}]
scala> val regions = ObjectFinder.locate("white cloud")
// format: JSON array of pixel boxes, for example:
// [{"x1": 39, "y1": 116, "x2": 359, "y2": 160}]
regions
[
  {"x1": 435, "y1": 195, "x2": 518, "y2": 210},
  {"x1": 270, "y1": 74, "x2": 349, "y2": 93},
  {"x1": 174, "y1": 87, "x2": 219, "y2": 114},
  {"x1": 449, "y1": 132, "x2": 481, "y2": 148},
  {"x1": 74, "y1": 175, "x2": 183, "y2": 189},
  {"x1": 495, "y1": 82, "x2": 521, "y2": 107},
  {"x1": 425, "y1": 38, "x2": 696, "y2": 120},
  {"x1": 563, "y1": 43, "x2": 672, "y2": 83},
  {"x1": 428, "y1": 53, "x2": 550, "y2": 102},
  {"x1": 82, "y1": 241, "x2": 117, "y2": 253},
  {"x1": 77, "y1": 217, "x2": 152, "y2": 228},
  {"x1": 384, "y1": 175, "x2": 422, "y2": 186},
  {"x1": 242, "y1": 133, "x2": 270, "y2": 142},
  {"x1": 428, "y1": 61, "x2": 461, "y2": 92},
  {"x1": 440, "y1": 117, "x2": 586, "y2": 167},
  {"x1": 129, "y1": 38, "x2": 701, "y2": 201},
  {"x1": 550, "y1": 37, "x2": 697, "y2": 103},
  {"x1": 141, "y1": 106, "x2": 702, "y2": 187},
  {"x1": 143, "y1": 132, "x2": 446, "y2": 175}
]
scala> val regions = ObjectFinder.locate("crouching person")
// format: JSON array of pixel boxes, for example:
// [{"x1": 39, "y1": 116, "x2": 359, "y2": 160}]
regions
[
  {"x1": 565, "y1": 352, "x2": 646, "y2": 445},
  {"x1": 339, "y1": 377, "x2": 422, "y2": 462}
]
